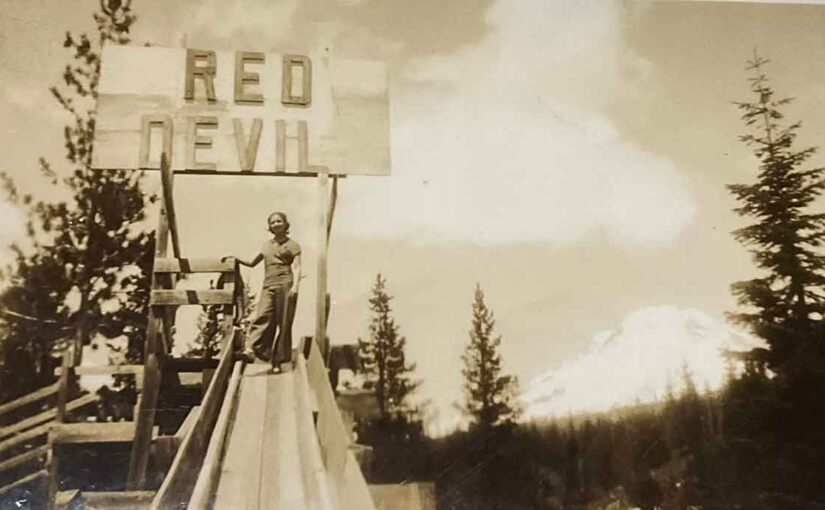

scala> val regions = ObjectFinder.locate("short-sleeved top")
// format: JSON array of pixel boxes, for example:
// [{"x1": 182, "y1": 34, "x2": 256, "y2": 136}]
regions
[{"x1": 261, "y1": 237, "x2": 301, "y2": 288}]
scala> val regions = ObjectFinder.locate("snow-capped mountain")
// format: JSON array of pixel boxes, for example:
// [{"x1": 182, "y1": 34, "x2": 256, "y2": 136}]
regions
[{"x1": 521, "y1": 306, "x2": 762, "y2": 420}]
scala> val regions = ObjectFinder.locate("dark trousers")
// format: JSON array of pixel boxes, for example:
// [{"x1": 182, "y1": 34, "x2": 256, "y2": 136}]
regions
[{"x1": 247, "y1": 286, "x2": 297, "y2": 364}]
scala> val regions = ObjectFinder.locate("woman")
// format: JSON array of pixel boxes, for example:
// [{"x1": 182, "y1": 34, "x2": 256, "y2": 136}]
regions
[{"x1": 237, "y1": 211, "x2": 301, "y2": 371}]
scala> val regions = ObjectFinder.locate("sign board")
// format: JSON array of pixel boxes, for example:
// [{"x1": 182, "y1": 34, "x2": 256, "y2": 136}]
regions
[{"x1": 92, "y1": 45, "x2": 390, "y2": 176}]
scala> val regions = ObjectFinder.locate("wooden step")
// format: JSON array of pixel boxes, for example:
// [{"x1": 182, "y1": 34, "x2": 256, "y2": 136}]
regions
[
  {"x1": 150, "y1": 289, "x2": 234, "y2": 306},
  {"x1": 51, "y1": 422, "x2": 159, "y2": 445},
  {"x1": 154, "y1": 258, "x2": 235, "y2": 274}
]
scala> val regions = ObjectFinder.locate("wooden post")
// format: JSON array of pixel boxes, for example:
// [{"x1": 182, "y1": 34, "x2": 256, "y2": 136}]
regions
[
  {"x1": 127, "y1": 153, "x2": 175, "y2": 490},
  {"x1": 315, "y1": 171, "x2": 330, "y2": 361},
  {"x1": 47, "y1": 347, "x2": 73, "y2": 509}
]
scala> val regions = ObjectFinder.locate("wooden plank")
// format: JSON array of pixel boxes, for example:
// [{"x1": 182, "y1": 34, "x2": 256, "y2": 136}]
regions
[
  {"x1": 0, "y1": 422, "x2": 50, "y2": 458},
  {"x1": 127, "y1": 352, "x2": 161, "y2": 489},
  {"x1": 55, "y1": 365, "x2": 144, "y2": 377},
  {"x1": 0, "y1": 445, "x2": 48, "y2": 475},
  {"x1": 214, "y1": 367, "x2": 267, "y2": 510},
  {"x1": 150, "y1": 326, "x2": 236, "y2": 510},
  {"x1": 150, "y1": 289, "x2": 234, "y2": 306},
  {"x1": 0, "y1": 469, "x2": 47, "y2": 499},
  {"x1": 0, "y1": 383, "x2": 59, "y2": 417},
  {"x1": 174, "y1": 406, "x2": 200, "y2": 441},
  {"x1": 82, "y1": 491, "x2": 156, "y2": 509},
  {"x1": 51, "y1": 422, "x2": 158, "y2": 444},
  {"x1": 0, "y1": 394, "x2": 97, "y2": 441},
  {"x1": 165, "y1": 357, "x2": 220, "y2": 373},
  {"x1": 294, "y1": 356, "x2": 335, "y2": 510},
  {"x1": 92, "y1": 46, "x2": 391, "y2": 176},
  {"x1": 259, "y1": 373, "x2": 307, "y2": 510},
  {"x1": 189, "y1": 361, "x2": 243, "y2": 510},
  {"x1": 315, "y1": 172, "x2": 330, "y2": 363},
  {"x1": 154, "y1": 257, "x2": 235, "y2": 274},
  {"x1": 160, "y1": 155, "x2": 181, "y2": 259},
  {"x1": 55, "y1": 488, "x2": 81, "y2": 510}
]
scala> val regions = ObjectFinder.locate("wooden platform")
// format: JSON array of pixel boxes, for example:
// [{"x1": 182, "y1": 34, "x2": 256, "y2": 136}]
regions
[{"x1": 213, "y1": 364, "x2": 309, "y2": 510}]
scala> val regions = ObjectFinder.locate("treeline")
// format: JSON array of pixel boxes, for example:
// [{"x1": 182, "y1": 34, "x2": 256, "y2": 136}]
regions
[{"x1": 356, "y1": 55, "x2": 825, "y2": 510}]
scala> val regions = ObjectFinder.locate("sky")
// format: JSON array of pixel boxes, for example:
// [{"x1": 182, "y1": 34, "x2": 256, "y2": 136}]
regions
[{"x1": 3, "y1": 0, "x2": 825, "y2": 432}]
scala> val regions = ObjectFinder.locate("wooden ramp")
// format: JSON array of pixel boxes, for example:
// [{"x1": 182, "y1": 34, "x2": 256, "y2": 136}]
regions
[
  {"x1": 154, "y1": 338, "x2": 376, "y2": 510},
  {"x1": 213, "y1": 364, "x2": 311, "y2": 510}
]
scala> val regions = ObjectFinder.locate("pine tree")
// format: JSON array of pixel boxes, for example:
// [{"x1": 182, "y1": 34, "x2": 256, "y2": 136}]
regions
[
  {"x1": 188, "y1": 278, "x2": 254, "y2": 359},
  {"x1": 461, "y1": 284, "x2": 520, "y2": 429},
  {"x1": 0, "y1": 1, "x2": 152, "y2": 402},
  {"x1": 727, "y1": 52, "x2": 825, "y2": 372},
  {"x1": 358, "y1": 274, "x2": 419, "y2": 419}
]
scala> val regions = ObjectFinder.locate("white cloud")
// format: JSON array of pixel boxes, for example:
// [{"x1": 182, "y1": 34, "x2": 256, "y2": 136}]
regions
[
  {"x1": 337, "y1": 0, "x2": 696, "y2": 246},
  {"x1": 521, "y1": 306, "x2": 762, "y2": 419}
]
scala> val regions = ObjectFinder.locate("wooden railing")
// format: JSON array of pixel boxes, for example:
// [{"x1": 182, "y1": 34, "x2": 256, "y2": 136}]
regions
[
  {"x1": 304, "y1": 337, "x2": 377, "y2": 510},
  {"x1": 0, "y1": 370, "x2": 96, "y2": 502},
  {"x1": 150, "y1": 315, "x2": 242, "y2": 509}
]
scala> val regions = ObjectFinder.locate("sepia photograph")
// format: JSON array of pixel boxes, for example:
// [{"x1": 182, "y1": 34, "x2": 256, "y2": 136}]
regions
[{"x1": 2, "y1": 0, "x2": 825, "y2": 508}]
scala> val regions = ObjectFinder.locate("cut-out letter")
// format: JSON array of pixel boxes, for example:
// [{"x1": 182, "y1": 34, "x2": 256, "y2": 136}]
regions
[
  {"x1": 233, "y1": 118, "x2": 263, "y2": 172},
  {"x1": 138, "y1": 114, "x2": 173, "y2": 169},
  {"x1": 186, "y1": 116, "x2": 218, "y2": 171},
  {"x1": 234, "y1": 51, "x2": 265, "y2": 104},
  {"x1": 281, "y1": 55, "x2": 312, "y2": 107},
  {"x1": 184, "y1": 49, "x2": 217, "y2": 102}
]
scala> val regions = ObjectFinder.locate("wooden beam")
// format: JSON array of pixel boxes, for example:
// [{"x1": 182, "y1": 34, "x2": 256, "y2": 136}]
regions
[
  {"x1": 80, "y1": 491, "x2": 157, "y2": 507},
  {"x1": 0, "y1": 394, "x2": 97, "y2": 441},
  {"x1": 174, "y1": 406, "x2": 200, "y2": 441},
  {"x1": 164, "y1": 357, "x2": 220, "y2": 373},
  {"x1": 315, "y1": 172, "x2": 330, "y2": 357},
  {"x1": 294, "y1": 355, "x2": 335, "y2": 510},
  {"x1": 0, "y1": 422, "x2": 50, "y2": 458},
  {"x1": 0, "y1": 469, "x2": 47, "y2": 499},
  {"x1": 51, "y1": 422, "x2": 158, "y2": 445},
  {"x1": 55, "y1": 365, "x2": 144, "y2": 377},
  {"x1": 0, "y1": 444, "x2": 49, "y2": 475},
  {"x1": 188, "y1": 361, "x2": 243, "y2": 510},
  {"x1": 0, "y1": 382, "x2": 59, "y2": 417},
  {"x1": 127, "y1": 353, "x2": 161, "y2": 490},
  {"x1": 160, "y1": 154, "x2": 181, "y2": 259},
  {"x1": 154, "y1": 258, "x2": 235, "y2": 274},
  {"x1": 150, "y1": 289, "x2": 234, "y2": 306}
]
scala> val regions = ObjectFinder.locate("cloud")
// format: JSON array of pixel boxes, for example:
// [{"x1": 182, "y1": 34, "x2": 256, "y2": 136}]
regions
[
  {"x1": 336, "y1": 0, "x2": 696, "y2": 246},
  {"x1": 521, "y1": 306, "x2": 762, "y2": 419}
]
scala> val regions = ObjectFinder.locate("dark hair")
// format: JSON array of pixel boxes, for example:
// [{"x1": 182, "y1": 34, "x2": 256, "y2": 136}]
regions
[{"x1": 267, "y1": 211, "x2": 290, "y2": 234}]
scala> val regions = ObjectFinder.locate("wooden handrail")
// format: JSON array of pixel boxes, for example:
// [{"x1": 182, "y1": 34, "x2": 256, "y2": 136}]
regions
[
  {"x1": 0, "y1": 422, "x2": 50, "y2": 458},
  {"x1": 0, "y1": 394, "x2": 97, "y2": 441},
  {"x1": 151, "y1": 326, "x2": 238, "y2": 510},
  {"x1": 295, "y1": 355, "x2": 335, "y2": 510},
  {"x1": 188, "y1": 361, "x2": 244, "y2": 510},
  {"x1": 0, "y1": 383, "x2": 59, "y2": 417},
  {"x1": 304, "y1": 338, "x2": 376, "y2": 510},
  {"x1": 0, "y1": 469, "x2": 48, "y2": 499},
  {"x1": 0, "y1": 444, "x2": 49, "y2": 475}
]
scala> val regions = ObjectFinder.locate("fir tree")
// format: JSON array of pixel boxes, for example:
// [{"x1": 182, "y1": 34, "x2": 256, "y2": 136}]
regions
[
  {"x1": 188, "y1": 278, "x2": 254, "y2": 359},
  {"x1": 461, "y1": 284, "x2": 520, "y2": 429},
  {"x1": 0, "y1": 1, "x2": 152, "y2": 402},
  {"x1": 358, "y1": 274, "x2": 419, "y2": 419},
  {"x1": 727, "y1": 52, "x2": 825, "y2": 372}
]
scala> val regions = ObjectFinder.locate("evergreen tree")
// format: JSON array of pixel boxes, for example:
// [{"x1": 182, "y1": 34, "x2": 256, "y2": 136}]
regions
[
  {"x1": 187, "y1": 278, "x2": 254, "y2": 359},
  {"x1": 461, "y1": 284, "x2": 520, "y2": 429},
  {"x1": 727, "y1": 52, "x2": 825, "y2": 372},
  {"x1": 0, "y1": 1, "x2": 152, "y2": 402},
  {"x1": 358, "y1": 273, "x2": 419, "y2": 418}
]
